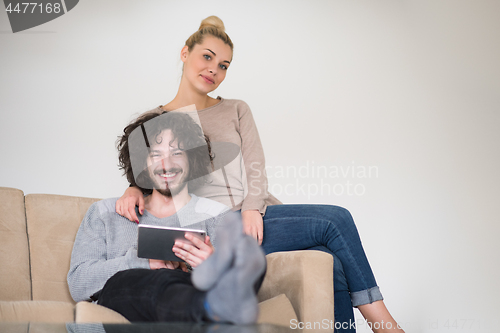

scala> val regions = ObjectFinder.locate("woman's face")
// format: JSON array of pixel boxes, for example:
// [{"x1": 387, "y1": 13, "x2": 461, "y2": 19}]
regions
[{"x1": 181, "y1": 36, "x2": 232, "y2": 95}]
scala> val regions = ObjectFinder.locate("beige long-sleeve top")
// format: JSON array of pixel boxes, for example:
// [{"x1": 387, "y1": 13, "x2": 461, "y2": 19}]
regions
[{"x1": 149, "y1": 97, "x2": 281, "y2": 214}]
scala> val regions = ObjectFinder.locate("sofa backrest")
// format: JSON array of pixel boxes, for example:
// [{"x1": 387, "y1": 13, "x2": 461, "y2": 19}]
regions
[
  {"x1": 0, "y1": 187, "x2": 31, "y2": 301},
  {"x1": 25, "y1": 193, "x2": 100, "y2": 303}
]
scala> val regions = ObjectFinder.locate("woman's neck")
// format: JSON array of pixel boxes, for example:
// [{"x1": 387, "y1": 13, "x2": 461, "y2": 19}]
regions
[{"x1": 163, "y1": 81, "x2": 219, "y2": 112}]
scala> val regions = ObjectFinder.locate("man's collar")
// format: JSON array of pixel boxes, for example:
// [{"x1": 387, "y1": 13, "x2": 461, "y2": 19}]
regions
[{"x1": 143, "y1": 190, "x2": 192, "y2": 219}]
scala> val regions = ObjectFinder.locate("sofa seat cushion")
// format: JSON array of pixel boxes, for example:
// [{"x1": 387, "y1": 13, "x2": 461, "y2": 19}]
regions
[
  {"x1": 0, "y1": 322, "x2": 69, "y2": 333},
  {"x1": 0, "y1": 301, "x2": 74, "y2": 323},
  {"x1": 75, "y1": 295, "x2": 296, "y2": 326},
  {"x1": 75, "y1": 302, "x2": 130, "y2": 324}
]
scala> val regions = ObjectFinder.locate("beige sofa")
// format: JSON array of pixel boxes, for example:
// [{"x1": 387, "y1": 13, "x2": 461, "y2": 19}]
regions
[{"x1": 0, "y1": 187, "x2": 334, "y2": 326}]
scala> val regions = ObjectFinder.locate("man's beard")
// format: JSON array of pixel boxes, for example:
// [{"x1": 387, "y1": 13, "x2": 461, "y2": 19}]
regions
[
  {"x1": 156, "y1": 180, "x2": 188, "y2": 198},
  {"x1": 152, "y1": 167, "x2": 188, "y2": 198}
]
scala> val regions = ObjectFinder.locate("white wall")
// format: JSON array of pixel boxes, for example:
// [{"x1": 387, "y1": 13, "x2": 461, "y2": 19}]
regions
[{"x1": 1, "y1": 1, "x2": 499, "y2": 332}]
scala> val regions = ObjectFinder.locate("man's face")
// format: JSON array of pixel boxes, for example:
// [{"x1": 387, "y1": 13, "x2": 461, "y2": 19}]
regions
[{"x1": 146, "y1": 129, "x2": 190, "y2": 197}]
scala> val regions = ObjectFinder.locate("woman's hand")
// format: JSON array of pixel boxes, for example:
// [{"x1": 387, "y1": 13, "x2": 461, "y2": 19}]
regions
[
  {"x1": 242, "y1": 210, "x2": 264, "y2": 245},
  {"x1": 172, "y1": 234, "x2": 214, "y2": 268},
  {"x1": 115, "y1": 186, "x2": 144, "y2": 223},
  {"x1": 149, "y1": 259, "x2": 189, "y2": 272}
]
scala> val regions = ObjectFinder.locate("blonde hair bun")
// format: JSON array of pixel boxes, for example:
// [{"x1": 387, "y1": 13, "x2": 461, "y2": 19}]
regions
[
  {"x1": 199, "y1": 16, "x2": 225, "y2": 32},
  {"x1": 185, "y1": 15, "x2": 233, "y2": 51}
]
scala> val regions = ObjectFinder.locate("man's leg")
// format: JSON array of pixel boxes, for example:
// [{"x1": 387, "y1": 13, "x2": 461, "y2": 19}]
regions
[
  {"x1": 201, "y1": 236, "x2": 266, "y2": 324},
  {"x1": 191, "y1": 211, "x2": 244, "y2": 290},
  {"x1": 99, "y1": 212, "x2": 266, "y2": 324},
  {"x1": 98, "y1": 268, "x2": 206, "y2": 322},
  {"x1": 193, "y1": 212, "x2": 267, "y2": 324}
]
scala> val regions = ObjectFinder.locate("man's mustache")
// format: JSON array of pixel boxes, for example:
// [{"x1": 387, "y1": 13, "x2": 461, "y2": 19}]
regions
[{"x1": 153, "y1": 168, "x2": 183, "y2": 176}]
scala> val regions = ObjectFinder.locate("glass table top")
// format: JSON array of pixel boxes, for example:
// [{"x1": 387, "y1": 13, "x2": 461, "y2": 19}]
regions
[{"x1": 0, "y1": 322, "x2": 303, "y2": 333}]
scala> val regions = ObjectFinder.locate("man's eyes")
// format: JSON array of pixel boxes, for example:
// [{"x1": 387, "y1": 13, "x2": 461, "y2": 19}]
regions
[{"x1": 150, "y1": 151, "x2": 183, "y2": 158}]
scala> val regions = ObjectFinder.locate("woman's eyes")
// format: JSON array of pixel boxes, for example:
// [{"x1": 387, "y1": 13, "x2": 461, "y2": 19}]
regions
[{"x1": 203, "y1": 54, "x2": 228, "y2": 70}]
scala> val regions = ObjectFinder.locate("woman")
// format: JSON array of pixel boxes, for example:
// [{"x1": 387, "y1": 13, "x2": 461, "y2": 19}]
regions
[{"x1": 116, "y1": 16, "x2": 403, "y2": 332}]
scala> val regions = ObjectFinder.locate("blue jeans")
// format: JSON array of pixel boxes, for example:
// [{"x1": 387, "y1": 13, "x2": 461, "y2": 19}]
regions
[{"x1": 261, "y1": 204, "x2": 383, "y2": 332}]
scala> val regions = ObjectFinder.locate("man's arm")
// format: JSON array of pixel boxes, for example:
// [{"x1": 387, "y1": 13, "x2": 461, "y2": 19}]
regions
[{"x1": 67, "y1": 202, "x2": 149, "y2": 302}]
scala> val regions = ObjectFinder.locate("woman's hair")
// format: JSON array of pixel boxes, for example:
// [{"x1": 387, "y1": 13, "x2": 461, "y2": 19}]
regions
[{"x1": 185, "y1": 16, "x2": 233, "y2": 52}]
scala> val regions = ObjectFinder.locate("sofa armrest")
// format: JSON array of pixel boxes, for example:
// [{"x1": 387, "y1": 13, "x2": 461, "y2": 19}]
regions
[
  {"x1": 75, "y1": 302, "x2": 130, "y2": 324},
  {"x1": 257, "y1": 250, "x2": 334, "y2": 324}
]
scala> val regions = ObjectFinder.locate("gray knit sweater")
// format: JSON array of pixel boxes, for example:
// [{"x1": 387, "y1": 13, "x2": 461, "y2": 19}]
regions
[{"x1": 67, "y1": 194, "x2": 229, "y2": 302}]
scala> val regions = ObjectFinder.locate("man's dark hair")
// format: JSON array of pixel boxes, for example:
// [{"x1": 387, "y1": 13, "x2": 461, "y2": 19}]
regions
[{"x1": 117, "y1": 111, "x2": 213, "y2": 194}]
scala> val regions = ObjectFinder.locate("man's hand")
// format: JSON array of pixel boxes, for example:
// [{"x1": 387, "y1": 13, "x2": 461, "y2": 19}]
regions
[
  {"x1": 242, "y1": 210, "x2": 264, "y2": 245},
  {"x1": 149, "y1": 259, "x2": 188, "y2": 272},
  {"x1": 172, "y1": 234, "x2": 214, "y2": 268},
  {"x1": 115, "y1": 186, "x2": 144, "y2": 223}
]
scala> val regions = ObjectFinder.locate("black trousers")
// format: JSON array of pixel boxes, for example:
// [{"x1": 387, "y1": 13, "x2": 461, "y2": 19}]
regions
[{"x1": 97, "y1": 268, "x2": 265, "y2": 323}]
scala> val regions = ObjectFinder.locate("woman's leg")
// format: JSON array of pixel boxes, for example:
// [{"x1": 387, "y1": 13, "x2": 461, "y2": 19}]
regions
[
  {"x1": 308, "y1": 245, "x2": 356, "y2": 333},
  {"x1": 262, "y1": 204, "x2": 380, "y2": 298},
  {"x1": 261, "y1": 204, "x2": 403, "y2": 332},
  {"x1": 357, "y1": 301, "x2": 402, "y2": 332}
]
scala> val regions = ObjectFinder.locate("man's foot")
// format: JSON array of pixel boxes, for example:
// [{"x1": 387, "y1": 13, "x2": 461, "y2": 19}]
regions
[
  {"x1": 192, "y1": 211, "x2": 243, "y2": 291},
  {"x1": 204, "y1": 235, "x2": 266, "y2": 324}
]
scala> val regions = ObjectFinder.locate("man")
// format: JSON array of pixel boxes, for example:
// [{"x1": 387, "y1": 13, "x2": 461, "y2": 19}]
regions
[{"x1": 67, "y1": 111, "x2": 266, "y2": 324}]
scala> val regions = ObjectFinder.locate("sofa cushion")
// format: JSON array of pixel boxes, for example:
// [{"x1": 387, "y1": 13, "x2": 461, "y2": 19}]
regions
[
  {"x1": 0, "y1": 322, "x2": 29, "y2": 333},
  {"x1": 0, "y1": 301, "x2": 74, "y2": 323},
  {"x1": 76, "y1": 296, "x2": 296, "y2": 325},
  {"x1": 0, "y1": 187, "x2": 31, "y2": 301},
  {"x1": 25, "y1": 194, "x2": 100, "y2": 303},
  {"x1": 75, "y1": 295, "x2": 296, "y2": 325},
  {"x1": 75, "y1": 302, "x2": 130, "y2": 324}
]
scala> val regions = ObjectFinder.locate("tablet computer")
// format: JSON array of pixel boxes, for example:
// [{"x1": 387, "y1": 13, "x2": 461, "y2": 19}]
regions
[{"x1": 137, "y1": 224, "x2": 206, "y2": 262}]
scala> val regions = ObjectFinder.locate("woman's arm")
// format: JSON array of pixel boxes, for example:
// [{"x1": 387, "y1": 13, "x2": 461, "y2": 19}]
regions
[
  {"x1": 236, "y1": 101, "x2": 273, "y2": 244},
  {"x1": 115, "y1": 186, "x2": 145, "y2": 222},
  {"x1": 238, "y1": 102, "x2": 270, "y2": 214},
  {"x1": 241, "y1": 210, "x2": 264, "y2": 245}
]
